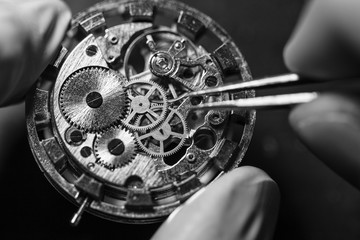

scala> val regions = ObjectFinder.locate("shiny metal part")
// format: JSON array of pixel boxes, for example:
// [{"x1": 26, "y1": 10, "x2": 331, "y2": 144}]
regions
[
  {"x1": 192, "y1": 92, "x2": 319, "y2": 111},
  {"x1": 71, "y1": 197, "x2": 90, "y2": 227},
  {"x1": 95, "y1": 127, "x2": 138, "y2": 170},
  {"x1": 135, "y1": 107, "x2": 188, "y2": 157},
  {"x1": 188, "y1": 73, "x2": 302, "y2": 97},
  {"x1": 60, "y1": 67, "x2": 128, "y2": 132},
  {"x1": 188, "y1": 73, "x2": 357, "y2": 110},
  {"x1": 122, "y1": 79, "x2": 168, "y2": 132},
  {"x1": 26, "y1": 0, "x2": 255, "y2": 224}
]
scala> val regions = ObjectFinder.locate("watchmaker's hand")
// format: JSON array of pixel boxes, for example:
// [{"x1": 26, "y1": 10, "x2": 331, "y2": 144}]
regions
[
  {"x1": 151, "y1": 166, "x2": 280, "y2": 240},
  {"x1": 0, "y1": 0, "x2": 71, "y2": 107},
  {"x1": 285, "y1": 0, "x2": 360, "y2": 189}
]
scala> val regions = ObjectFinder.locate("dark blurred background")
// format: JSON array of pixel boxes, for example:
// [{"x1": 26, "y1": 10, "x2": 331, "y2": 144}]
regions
[{"x1": 1, "y1": 0, "x2": 360, "y2": 239}]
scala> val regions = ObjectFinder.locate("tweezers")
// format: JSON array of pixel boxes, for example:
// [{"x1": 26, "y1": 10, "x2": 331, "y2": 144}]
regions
[{"x1": 187, "y1": 73, "x2": 353, "y2": 111}]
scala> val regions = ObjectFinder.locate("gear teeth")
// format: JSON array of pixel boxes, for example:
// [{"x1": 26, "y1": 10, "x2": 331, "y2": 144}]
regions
[
  {"x1": 135, "y1": 108, "x2": 187, "y2": 158},
  {"x1": 94, "y1": 126, "x2": 138, "y2": 170},
  {"x1": 122, "y1": 97, "x2": 132, "y2": 119},
  {"x1": 59, "y1": 67, "x2": 129, "y2": 133},
  {"x1": 121, "y1": 78, "x2": 169, "y2": 132}
]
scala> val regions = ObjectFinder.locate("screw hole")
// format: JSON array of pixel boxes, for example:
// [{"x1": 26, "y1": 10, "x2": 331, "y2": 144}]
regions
[
  {"x1": 182, "y1": 68, "x2": 194, "y2": 79},
  {"x1": 193, "y1": 127, "x2": 217, "y2": 150},
  {"x1": 187, "y1": 153, "x2": 196, "y2": 163},
  {"x1": 190, "y1": 96, "x2": 203, "y2": 106},
  {"x1": 110, "y1": 36, "x2": 118, "y2": 44},
  {"x1": 125, "y1": 175, "x2": 144, "y2": 189}
]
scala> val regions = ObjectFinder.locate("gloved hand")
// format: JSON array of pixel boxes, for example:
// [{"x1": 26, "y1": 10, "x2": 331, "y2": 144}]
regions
[
  {"x1": 0, "y1": 0, "x2": 70, "y2": 107},
  {"x1": 151, "y1": 167, "x2": 279, "y2": 240},
  {"x1": 285, "y1": 0, "x2": 360, "y2": 190},
  {"x1": 0, "y1": 1, "x2": 280, "y2": 240}
]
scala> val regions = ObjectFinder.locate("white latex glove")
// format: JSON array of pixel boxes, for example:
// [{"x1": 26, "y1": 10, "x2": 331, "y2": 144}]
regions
[
  {"x1": 285, "y1": 0, "x2": 360, "y2": 189},
  {"x1": 0, "y1": 0, "x2": 71, "y2": 107},
  {"x1": 152, "y1": 167, "x2": 280, "y2": 240}
]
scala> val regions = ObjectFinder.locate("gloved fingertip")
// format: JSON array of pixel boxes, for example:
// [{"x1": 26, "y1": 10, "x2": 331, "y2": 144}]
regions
[
  {"x1": 282, "y1": 39, "x2": 300, "y2": 75},
  {"x1": 39, "y1": 0, "x2": 72, "y2": 63},
  {"x1": 289, "y1": 94, "x2": 360, "y2": 131},
  {"x1": 289, "y1": 94, "x2": 360, "y2": 189},
  {"x1": 152, "y1": 167, "x2": 279, "y2": 240},
  {"x1": 223, "y1": 166, "x2": 278, "y2": 190},
  {"x1": 25, "y1": 0, "x2": 71, "y2": 52},
  {"x1": 0, "y1": 0, "x2": 71, "y2": 106},
  {"x1": 283, "y1": 0, "x2": 360, "y2": 79}
]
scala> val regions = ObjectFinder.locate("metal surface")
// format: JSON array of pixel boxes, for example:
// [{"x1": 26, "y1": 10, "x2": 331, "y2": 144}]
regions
[
  {"x1": 26, "y1": 0, "x2": 255, "y2": 224},
  {"x1": 95, "y1": 127, "x2": 138, "y2": 170},
  {"x1": 188, "y1": 73, "x2": 301, "y2": 97},
  {"x1": 60, "y1": 67, "x2": 128, "y2": 132},
  {"x1": 188, "y1": 73, "x2": 359, "y2": 110},
  {"x1": 191, "y1": 92, "x2": 319, "y2": 110}
]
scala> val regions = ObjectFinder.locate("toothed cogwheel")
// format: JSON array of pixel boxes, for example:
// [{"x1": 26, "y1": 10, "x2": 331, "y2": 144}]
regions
[
  {"x1": 94, "y1": 127, "x2": 137, "y2": 170},
  {"x1": 60, "y1": 67, "x2": 128, "y2": 133},
  {"x1": 122, "y1": 79, "x2": 168, "y2": 132},
  {"x1": 135, "y1": 107, "x2": 187, "y2": 157}
]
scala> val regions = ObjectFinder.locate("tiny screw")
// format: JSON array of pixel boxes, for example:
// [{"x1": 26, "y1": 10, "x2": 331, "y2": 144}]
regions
[
  {"x1": 108, "y1": 139, "x2": 125, "y2": 156},
  {"x1": 82, "y1": 147, "x2": 93, "y2": 158},
  {"x1": 70, "y1": 130, "x2": 83, "y2": 144},
  {"x1": 205, "y1": 76, "x2": 218, "y2": 87},
  {"x1": 86, "y1": 92, "x2": 103, "y2": 109},
  {"x1": 86, "y1": 45, "x2": 98, "y2": 56},
  {"x1": 208, "y1": 111, "x2": 224, "y2": 125}
]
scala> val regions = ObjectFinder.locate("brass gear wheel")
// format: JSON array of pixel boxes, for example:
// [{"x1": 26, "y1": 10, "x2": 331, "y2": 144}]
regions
[
  {"x1": 122, "y1": 79, "x2": 168, "y2": 132},
  {"x1": 94, "y1": 127, "x2": 137, "y2": 170},
  {"x1": 135, "y1": 107, "x2": 188, "y2": 157},
  {"x1": 60, "y1": 67, "x2": 128, "y2": 133}
]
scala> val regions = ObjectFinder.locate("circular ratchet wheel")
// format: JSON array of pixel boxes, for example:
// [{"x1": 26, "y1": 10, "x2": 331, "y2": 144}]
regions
[{"x1": 26, "y1": 0, "x2": 255, "y2": 225}]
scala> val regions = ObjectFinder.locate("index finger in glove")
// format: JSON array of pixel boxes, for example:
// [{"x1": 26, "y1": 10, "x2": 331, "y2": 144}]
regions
[
  {"x1": 284, "y1": 0, "x2": 360, "y2": 79},
  {"x1": 285, "y1": 0, "x2": 360, "y2": 190},
  {"x1": 0, "y1": 0, "x2": 71, "y2": 107},
  {"x1": 290, "y1": 93, "x2": 360, "y2": 190},
  {"x1": 151, "y1": 166, "x2": 280, "y2": 240}
]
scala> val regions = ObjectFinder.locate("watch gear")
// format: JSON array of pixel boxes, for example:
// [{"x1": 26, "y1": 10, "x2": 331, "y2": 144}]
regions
[
  {"x1": 59, "y1": 67, "x2": 128, "y2": 133},
  {"x1": 122, "y1": 79, "x2": 168, "y2": 132},
  {"x1": 124, "y1": 31, "x2": 201, "y2": 103},
  {"x1": 135, "y1": 107, "x2": 188, "y2": 157},
  {"x1": 94, "y1": 127, "x2": 137, "y2": 170}
]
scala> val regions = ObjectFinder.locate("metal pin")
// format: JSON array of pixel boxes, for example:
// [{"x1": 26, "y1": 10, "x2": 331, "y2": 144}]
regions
[
  {"x1": 70, "y1": 197, "x2": 90, "y2": 227},
  {"x1": 146, "y1": 35, "x2": 156, "y2": 51}
]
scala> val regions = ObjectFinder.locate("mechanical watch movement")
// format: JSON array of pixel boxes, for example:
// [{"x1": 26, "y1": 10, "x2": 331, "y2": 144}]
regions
[{"x1": 26, "y1": 0, "x2": 255, "y2": 225}]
